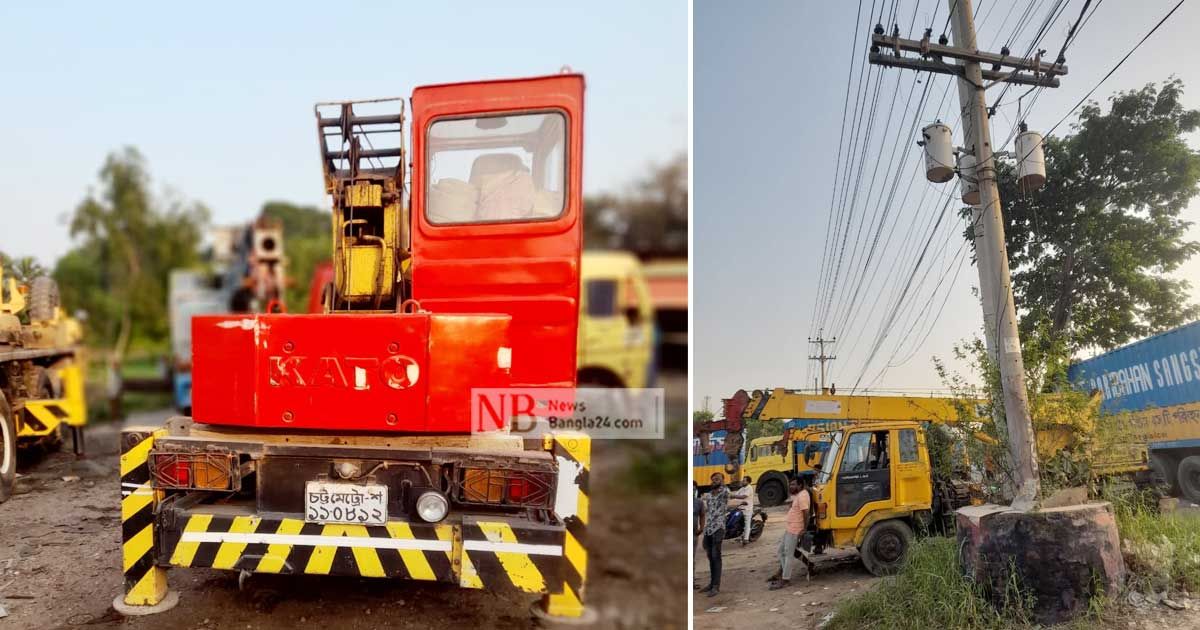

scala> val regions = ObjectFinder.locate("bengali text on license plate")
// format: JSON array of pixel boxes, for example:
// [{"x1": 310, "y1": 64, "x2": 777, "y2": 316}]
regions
[{"x1": 304, "y1": 481, "x2": 388, "y2": 526}]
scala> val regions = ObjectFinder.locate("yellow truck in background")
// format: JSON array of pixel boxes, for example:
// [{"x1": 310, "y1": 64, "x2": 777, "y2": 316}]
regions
[
  {"x1": 742, "y1": 427, "x2": 838, "y2": 506},
  {"x1": 577, "y1": 251, "x2": 655, "y2": 388},
  {"x1": 0, "y1": 272, "x2": 88, "y2": 502}
]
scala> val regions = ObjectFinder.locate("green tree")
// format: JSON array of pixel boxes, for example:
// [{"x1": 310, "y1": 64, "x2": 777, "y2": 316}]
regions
[
  {"x1": 56, "y1": 147, "x2": 208, "y2": 358},
  {"x1": 259, "y1": 201, "x2": 331, "y2": 311},
  {"x1": 995, "y1": 79, "x2": 1200, "y2": 350},
  {"x1": 584, "y1": 153, "x2": 688, "y2": 257},
  {"x1": 0, "y1": 254, "x2": 47, "y2": 285}
]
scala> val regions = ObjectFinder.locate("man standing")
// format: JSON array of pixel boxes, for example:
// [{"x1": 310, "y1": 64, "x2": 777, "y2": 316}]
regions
[
  {"x1": 768, "y1": 477, "x2": 815, "y2": 589},
  {"x1": 729, "y1": 475, "x2": 755, "y2": 544},
  {"x1": 698, "y1": 471, "x2": 730, "y2": 597}
]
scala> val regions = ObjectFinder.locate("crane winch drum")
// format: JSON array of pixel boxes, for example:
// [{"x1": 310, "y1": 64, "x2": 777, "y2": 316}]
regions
[
  {"x1": 1015, "y1": 129, "x2": 1046, "y2": 192},
  {"x1": 921, "y1": 123, "x2": 955, "y2": 183},
  {"x1": 958, "y1": 153, "x2": 980, "y2": 206}
]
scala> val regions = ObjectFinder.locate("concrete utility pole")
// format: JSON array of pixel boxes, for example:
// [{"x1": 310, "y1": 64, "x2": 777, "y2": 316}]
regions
[
  {"x1": 808, "y1": 331, "x2": 837, "y2": 392},
  {"x1": 946, "y1": 0, "x2": 1040, "y2": 506},
  {"x1": 867, "y1": 8, "x2": 1128, "y2": 620},
  {"x1": 868, "y1": 0, "x2": 1070, "y2": 506}
]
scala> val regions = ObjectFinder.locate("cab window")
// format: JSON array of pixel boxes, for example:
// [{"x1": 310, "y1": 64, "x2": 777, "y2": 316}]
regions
[
  {"x1": 586, "y1": 280, "x2": 618, "y2": 317},
  {"x1": 840, "y1": 430, "x2": 890, "y2": 472},
  {"x1": 899, "y1": 429, "x2": 919, "y2": 463},
  {"x1": 426, "y1": 111, "x2": 566, "y2": 224}
]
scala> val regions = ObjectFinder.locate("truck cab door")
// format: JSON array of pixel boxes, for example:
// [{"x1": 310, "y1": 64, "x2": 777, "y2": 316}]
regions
[
  {"x1": 834, "y1": 429, "x2": 892, "y2": 518},
  {"x1": 411, "y1": 74, "x2": 585, "y2": 390},
  {"x1": 894, "y1": 427, "x2": 932, "y2": 508}
]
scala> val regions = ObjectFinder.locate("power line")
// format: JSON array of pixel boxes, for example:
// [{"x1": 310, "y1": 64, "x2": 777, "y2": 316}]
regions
[
  {"x1": 1041, "y1": 0, "x2": 1188, "y2": 142},
  {"x1": 811, "y1": 0, "x2": 870, "y2": 346}
]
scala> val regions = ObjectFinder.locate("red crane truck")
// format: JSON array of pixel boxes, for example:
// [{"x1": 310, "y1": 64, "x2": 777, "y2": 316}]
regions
[{"x1": 117, "y1": 73, "x2": 592, "y2": 622}]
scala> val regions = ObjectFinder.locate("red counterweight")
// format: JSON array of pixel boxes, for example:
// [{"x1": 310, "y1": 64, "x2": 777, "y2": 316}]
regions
[{"x1": 191, "y1": 312, "x2": 511, "y2": 432}]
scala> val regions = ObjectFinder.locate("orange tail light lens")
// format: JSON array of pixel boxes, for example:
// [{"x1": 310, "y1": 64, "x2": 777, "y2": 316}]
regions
[
  {"x1": 458, "y1": 467, "x2": 554, "y2": 508},
  {"x1": 150, "y1": 451, "x2": 239, "y2": 491}
]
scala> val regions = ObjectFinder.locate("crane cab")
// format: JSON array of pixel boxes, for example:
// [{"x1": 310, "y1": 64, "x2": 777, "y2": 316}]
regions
[
  {"x1": 811, "y1": 421, "x2": 936, "y2": 576},
  {"x1": 194, "y1": 74, "x2": 585, "y2": 432}
]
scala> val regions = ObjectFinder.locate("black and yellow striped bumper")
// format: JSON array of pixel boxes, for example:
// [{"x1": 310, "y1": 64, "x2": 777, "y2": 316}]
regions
[
  {"x1": 154, "y1": 508, "x2": 565, "y2": 592},
  {"x1": 120, "y1": 426, "x2": 593, "y2": 619}
]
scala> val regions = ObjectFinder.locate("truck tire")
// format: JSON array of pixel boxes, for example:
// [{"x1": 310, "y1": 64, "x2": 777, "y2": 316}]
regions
[
  {"x1": 33, "y1": 367, "x2": 63, "y2": 453},
  {"x1": 860, "y1": 519, "x2": 914, "y2": 577},
  {"x1": 1177, "y1": 456, "x2": 1200, "y2": 505},
  {"x1": 28, "y1": 276, "x2": 59, "y2": 322},
  {"x1": 757, "y1": 477, "x2": 787, "y2": 507},
  {"x1": 0, "y1": 393, "x2": 15, "y2": 504},
  {"x1": 1150, "y1": 452, "x2": 1181, "y2": 496}
]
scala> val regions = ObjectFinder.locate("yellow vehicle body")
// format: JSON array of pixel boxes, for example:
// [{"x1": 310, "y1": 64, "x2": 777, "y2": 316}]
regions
[
  {"x1": 576, "y1": 251, "x2": 655, "y2": 388},
  {"x1": 742, "y1": 427, "x2": 837, "y2": 506},
  {"x1": 1, "y1": 273, "x2": 88, "y2": 503},
  {"x1": 810, "y1": 421, "x2": 944, "y2": 576},
  {"x1": 18, "y1": 362, "x2": 87, "y2": 439},
  {"x1": 743, "y1": 388, "x2": 970, "y2": 424}
]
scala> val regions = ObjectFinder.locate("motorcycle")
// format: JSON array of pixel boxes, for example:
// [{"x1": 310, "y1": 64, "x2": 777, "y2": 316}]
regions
[{"x1": 724, "y1": 504, "x2": 767, "y2": 542}]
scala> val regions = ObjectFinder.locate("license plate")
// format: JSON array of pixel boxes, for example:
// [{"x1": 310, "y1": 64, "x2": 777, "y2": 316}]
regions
[{"x1": 304, "y1": 481, "x2": 388, "y2": 526}]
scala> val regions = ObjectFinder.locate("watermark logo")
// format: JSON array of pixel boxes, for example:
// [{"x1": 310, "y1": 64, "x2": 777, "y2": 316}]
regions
[{"x1": 471, "y1": 388, "x2": 665, "y2": 439}]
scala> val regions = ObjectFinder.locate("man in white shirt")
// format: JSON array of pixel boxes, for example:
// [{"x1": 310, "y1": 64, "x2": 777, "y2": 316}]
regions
[{"x1": 730, "y1": 475, "x2": 755, "y2": 544}]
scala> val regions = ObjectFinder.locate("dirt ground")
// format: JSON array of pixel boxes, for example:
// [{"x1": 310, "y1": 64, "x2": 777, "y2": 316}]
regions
[
  {"x1": 0, "y1": 373, "x2": 687, "y2": 630},
  {"x1": 691, "y1": 503, "x2": 1200, "y2": 629},
  {"x1": 692, "y1": 504, "x2": 878, "y2": 630}
]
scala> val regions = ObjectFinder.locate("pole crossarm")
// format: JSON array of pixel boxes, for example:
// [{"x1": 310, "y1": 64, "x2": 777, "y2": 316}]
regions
[
  {"x1": 870, "y1": 33, "x2": 1068, "y2": 76},
  {"x1": 868, "y1": 53, "x2": 1061, "y2": 88}
]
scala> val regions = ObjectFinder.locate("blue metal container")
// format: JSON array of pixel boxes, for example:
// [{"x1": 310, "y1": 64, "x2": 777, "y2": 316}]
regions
[{"x1": 1068, "y1": 320, "x2": 1200, "y2": 413}]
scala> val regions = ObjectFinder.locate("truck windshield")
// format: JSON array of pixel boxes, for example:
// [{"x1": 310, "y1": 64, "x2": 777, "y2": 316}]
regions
[
  {"x1": 426, "y1": 111, "x2": 566, "y2": 225},
  {"x1": 815, "y1": 431, "x2": 843, "y2": 485}
]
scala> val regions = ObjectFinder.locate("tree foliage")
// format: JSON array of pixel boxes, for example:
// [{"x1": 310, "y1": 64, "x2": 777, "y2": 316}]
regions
[
  {"x1": 995, "y1": 79, "x2": 1200, "y2": 351},
  {"x1": 584, "y1": 153, "x2": 687, "y2": 257},
  {"x1": 0, "y1": 254, "x2": 47, "y2": 285},
  {"x1": 259, "y1": 201, "x2": 331, "y2": 311},
  {"x1": 54, "y1": 147, "x2": 209, "y2": 356}
]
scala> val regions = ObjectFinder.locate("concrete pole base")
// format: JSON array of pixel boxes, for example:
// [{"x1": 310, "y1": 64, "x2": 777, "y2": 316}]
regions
[
  {"x1": 112, "y1": 590, "x2": 180, "y2": 616},
  {"x1": 956, "y1": 502, "x2": 1126, "y2": 625}
]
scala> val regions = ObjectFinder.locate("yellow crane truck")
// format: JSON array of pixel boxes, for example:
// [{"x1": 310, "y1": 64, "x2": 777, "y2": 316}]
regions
[
  {"x1": 808, "y1": 420, "x2": 965, "y2": 576},
  {"x1": 0, "y1": 272, "x2": 88, "y2": 502},
  {"x1": 696, "y1": 388, "x2": 973, "y2": 503}
]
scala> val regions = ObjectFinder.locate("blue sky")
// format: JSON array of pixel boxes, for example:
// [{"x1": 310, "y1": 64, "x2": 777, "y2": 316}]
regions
[
  {"x1": 694, "y1": 0, "x2": 1200, "y2": 410},
  {"x1": 0, "y1": 1, "x2": 686, "y2": 264}
]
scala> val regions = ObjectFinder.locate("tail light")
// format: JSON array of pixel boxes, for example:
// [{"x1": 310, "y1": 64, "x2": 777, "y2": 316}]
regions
[
  {"x1": 457, "y1": 467, "x2": 554, "y2": 508},
  {"x1": 506, "y1": 477, "x2": 530, "y2": 501},
  {"x1": 150, "y1": 451, "x2": 240, "y2": 491},
  {"x1": 818, "y1": 502, "x2": 828, "y2": 520}
]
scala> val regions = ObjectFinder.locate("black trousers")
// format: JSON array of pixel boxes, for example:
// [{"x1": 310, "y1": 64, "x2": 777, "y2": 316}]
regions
[{"x1": 702, "y1": 528, "x2": 724, "y2": 588}]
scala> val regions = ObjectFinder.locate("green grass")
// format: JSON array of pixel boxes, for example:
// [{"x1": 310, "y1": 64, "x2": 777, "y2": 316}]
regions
[
  {"x1": 826, "y1": 538, "x2": 1032, "y2": 630},
  {"x1": 120, "y1": 355, "x2": 167, "y2": 380},
  {"x1": 828, "y1": 490, "x2": 1200, "y2": 629},
  {"x1": 1110, "y1": 490, "x2": 1200, "y2": 595}
]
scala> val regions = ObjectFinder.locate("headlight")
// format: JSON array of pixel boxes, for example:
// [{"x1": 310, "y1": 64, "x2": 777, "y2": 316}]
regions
[{"x1": 415, "y1": 490, "x2": 449, "y2": 522}]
